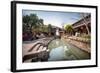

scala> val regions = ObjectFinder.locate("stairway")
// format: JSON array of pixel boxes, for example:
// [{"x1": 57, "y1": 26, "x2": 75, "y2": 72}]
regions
[{"x1": 23, "y1": 42, "x2": 49, "y2": 62}]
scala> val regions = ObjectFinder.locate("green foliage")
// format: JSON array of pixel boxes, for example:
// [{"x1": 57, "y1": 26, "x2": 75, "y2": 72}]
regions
[
  {"x1": 42, "y1": 25, "x2": 49, "y2": 33},
  {"x1": 48, "y1": 24, "x2": 52, "y2": 33},
  {"x1": 23, "y1": 13, "x2": 54, "y2": 37},
  {"x1": 23, "y1": 15, "x2": 30, "y2": 24},
  {"x1": 29, "y1": 14, "x2": 38, "y2": 27},
  {"x1": 64, "y1": 24, "x2": 73, "y2": 35},
  {"x1": 81, "y1": 34, "x2": 91, "y2": 39},
  {"x1": 23, "y1": 14, "x2": 44, "y2": 33},
  {"x1": 38, "y1": 19, "x2": 44, "y2": 25}
]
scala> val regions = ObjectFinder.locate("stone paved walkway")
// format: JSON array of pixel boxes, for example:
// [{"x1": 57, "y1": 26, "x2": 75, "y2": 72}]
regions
[{"x1": 62, "y1": 36, "x2": 91, "y2": 53}]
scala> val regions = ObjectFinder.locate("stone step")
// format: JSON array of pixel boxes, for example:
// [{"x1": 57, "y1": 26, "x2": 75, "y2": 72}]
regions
[
  {"x1": 23, "y1": 45, "x2": 45, "y2": 62},
  {"x1": 37, "y1": 45, "x2": 44, "y2": 52},
  {"x1": 28, "y1": 42, "x2": 41, "y2": 52},
  {"x1": 27, "y1": 44, "x2": 42, "y2": 55},
  {"x1": 42, "y1": 47, "x2": 47, "y2": 51},
  {"x1": 22, "y1": 41, "x2": 40, "y2": 57},
  {"x1": 22, "y1": 37, "x2": 54, "y2": 62}
]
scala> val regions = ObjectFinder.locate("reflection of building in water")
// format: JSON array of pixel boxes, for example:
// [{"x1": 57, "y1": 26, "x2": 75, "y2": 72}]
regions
[
  {"x1": 56, "y1": 28, "x2": 60, "y2": 36},
  {"x1": 51, "y1": 26, "x2": 65, "y2": 37},
  {"x1": 72, "y1": 14, "x2": 91, "y2": 35}
]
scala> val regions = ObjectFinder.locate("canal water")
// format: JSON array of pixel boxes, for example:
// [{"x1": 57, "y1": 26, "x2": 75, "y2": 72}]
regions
[{"x1": 48, "y1": 39, "x2": 90, "y2": 61}]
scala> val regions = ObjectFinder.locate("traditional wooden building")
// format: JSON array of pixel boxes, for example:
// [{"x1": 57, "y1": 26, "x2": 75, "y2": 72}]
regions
[
  {"x1": 72, "y1": 14, "x2": 91, "y2": 35},
  {"x1": 51, "y1": 26, "x2": 65, "y2": 37}
]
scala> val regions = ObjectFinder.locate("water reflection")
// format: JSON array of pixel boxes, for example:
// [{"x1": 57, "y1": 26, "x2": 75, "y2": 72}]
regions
[
  {"x1": 48, "y1": 46, "x2": 64, "y2": 61},
  {"x1": 48, "y1": 39, "x2": 90, "y2": 61}
]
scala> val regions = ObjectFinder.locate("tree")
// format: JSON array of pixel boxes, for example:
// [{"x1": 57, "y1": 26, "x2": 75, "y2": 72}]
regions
[
  {"x1": 64, "y1": 24, "x2": 73, "y2": 35},
  {"x1": 29, "y1": 14, "x2": 39, "y2": 30},
  {"x1": 23, "y1": 15, "x2": 30, "y2": 24},
  {"x1": 48, "y1": 24, "x2": 52, "y2": 36},
  {"x1": 38, "y1": 19, "x2": 44, "y2": 32},
  {"x1": 23, "y1": 14, "x2": 45, "y2": 41},
  {"x1": 38, "y1": 19, "x2": 44, "y2": 25},
  {"x1": 23, "y1": 15, "x2": 30, "y2": 33},
  {"x1": 23, "y1": 14, "x2": 44, "y2": 33}
]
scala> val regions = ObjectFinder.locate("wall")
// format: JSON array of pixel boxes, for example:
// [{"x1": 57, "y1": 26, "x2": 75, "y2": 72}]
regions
[{"x1": 0, "y1": 0, "x2": 99, "y2": 73}]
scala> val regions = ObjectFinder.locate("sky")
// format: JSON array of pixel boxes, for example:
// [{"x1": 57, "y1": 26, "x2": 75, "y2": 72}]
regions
[{"x1": 22, "y1": 10, "x2": 87, "y2": 28}]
